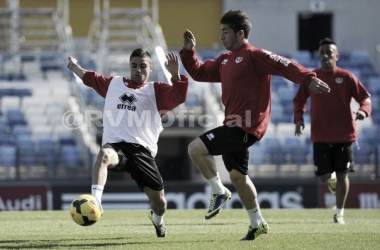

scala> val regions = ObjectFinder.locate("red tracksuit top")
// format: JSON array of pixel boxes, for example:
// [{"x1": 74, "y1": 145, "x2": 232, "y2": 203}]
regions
[
  {"x1": 180, "y1": 43, "x2": 316, "y2": 140},
  {"x1": 293, "y1": 66, "x2": 372, "y2": 143}
]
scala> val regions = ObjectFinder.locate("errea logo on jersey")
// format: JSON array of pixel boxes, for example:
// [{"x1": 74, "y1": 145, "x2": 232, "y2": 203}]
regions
[
  {"x1": 206, "y1": 133, "x2": 215, "y2": 141},
  {"x1": 221, "y1": 59, "x2": 228, "y2": 65},
  {"x1": 262, "y1": 50, "x2": 291, "y2": 67}
]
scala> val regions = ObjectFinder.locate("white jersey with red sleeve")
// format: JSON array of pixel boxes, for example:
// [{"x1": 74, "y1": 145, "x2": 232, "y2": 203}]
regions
[
  {"x1": 81, "y1": 71, "x2": 189, "y2": 157},
  {"x1": 102, "y1": 76, "x2": 162, "y2": 156}
]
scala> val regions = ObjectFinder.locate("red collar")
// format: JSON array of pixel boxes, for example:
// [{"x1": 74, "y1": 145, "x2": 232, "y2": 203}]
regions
[{"x1": 123, "y1": 77, "x2": 147, "y2": 89}]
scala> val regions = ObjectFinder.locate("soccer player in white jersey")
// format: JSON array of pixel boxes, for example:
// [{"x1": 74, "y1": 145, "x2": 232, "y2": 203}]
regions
[{"x1": 67, "y1": 49, "x2": 189, "y2": 237}]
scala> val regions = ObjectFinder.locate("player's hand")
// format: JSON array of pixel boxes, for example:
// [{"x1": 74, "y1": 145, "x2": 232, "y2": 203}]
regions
[
  {"x1": 308, "y1": 77, "x2": 330, "y2": 94},
  {"x1": 165, "y1": 52, "x2": 180, "y2": 80},
  {"x1": 354, "y1": 110, "x2": 366, "y2": 120},
  {"x1": 68, "y1": 56, "x2": 78, "y2": 70},
  {"x1": 183, "y1": 29, "x2": 196, "y2": 50},
  {"x1": 295, "y1": 120, "x2": 305, "y2": 136}
]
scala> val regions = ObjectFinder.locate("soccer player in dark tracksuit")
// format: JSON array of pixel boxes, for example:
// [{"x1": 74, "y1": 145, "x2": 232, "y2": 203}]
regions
[
  {"x1": 294, "y1": 38, "x2": 372, "y2": 224},
  {"x1": 180, "y1": 10, "x2": 331, "y2": 240}
]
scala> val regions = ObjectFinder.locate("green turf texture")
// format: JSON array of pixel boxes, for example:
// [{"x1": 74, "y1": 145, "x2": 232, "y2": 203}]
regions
[{"x1": 0, "y1": 209, "x2": 379, "y2": 249}]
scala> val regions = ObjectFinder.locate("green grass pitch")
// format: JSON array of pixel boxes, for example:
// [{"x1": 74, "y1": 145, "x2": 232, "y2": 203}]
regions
[{"x1": 0, "y1": 209, "x2": 379, "y2": 250}]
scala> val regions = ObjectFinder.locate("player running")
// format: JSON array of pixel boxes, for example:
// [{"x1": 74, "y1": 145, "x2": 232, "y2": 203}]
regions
[
  {"x1": 294, "y1": 38, "x2": 372, "y2": 224},
  {"x1": 180, "y1": 10, "x2": 330, "y2": 240}
]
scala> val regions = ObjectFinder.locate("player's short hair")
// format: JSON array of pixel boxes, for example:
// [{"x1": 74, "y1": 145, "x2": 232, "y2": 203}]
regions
[
  {"x1": 319, "y1": 38, "x2": 336, "y2": 46},
  {"x1": 220, "y1": 10, "x2": 252, "y2": 38},
  {"x1": 130, "y1": 48, "x2": 152, "y2": 61}
]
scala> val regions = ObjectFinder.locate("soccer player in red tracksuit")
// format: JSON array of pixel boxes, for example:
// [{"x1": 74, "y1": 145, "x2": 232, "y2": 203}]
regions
[
  {"x1": 293, "y1": 38, "x2": 372, "y2": 225},
  {"x1": 67, "y1": 49, "x2": 189, "y2": 238},
  {"x1": 180, "y1": 10, "x2": 331, "y2": 241}
]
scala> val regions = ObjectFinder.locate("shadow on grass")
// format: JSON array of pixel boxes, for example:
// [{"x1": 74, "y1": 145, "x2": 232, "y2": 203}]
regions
[{"x1": 0, "y1": 237, "x2": 217, "y2": 249}]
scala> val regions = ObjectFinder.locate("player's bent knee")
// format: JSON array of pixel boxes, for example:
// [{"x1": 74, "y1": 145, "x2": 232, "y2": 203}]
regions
[
  {"x1": 100, "y1": 148, "x2": 118, "y2": 166},
  {"x1": 188, "y1": 138, "x2": 207, "y2": 158},
  {"x1": 229, "y1": 169, "x2": 245, "y2": 184},
  {"x1": 155, "y1": 196, "x2": 167, "y2": 209}
]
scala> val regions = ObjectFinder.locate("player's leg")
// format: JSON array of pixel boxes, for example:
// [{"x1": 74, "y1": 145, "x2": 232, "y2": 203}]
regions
[
  {"x1": 223, "y1": 148, "x2": 268, "y2": 241},
  {"x1": 335, "y1": 172, "x2": 349, "y2": 212},
  {"x1": 332, "y1": 143, "x2": 353, "y2": 224},
  {"x1": 91, "y1": 144, "x2": 120, "y2": 203},
  {"x1": 188, "y1": 137, "x2": 217, "y2": 179},
  {"x1": 189, "y1": 126, "x2": 251, "y2": 220},
  {"x1": 313, "y1": 143, "x2": 336, "y2": 194},
  {"x1": 145, "y1": 187, "x2": 167, "y2": 237},
  {"x1": 125, "y1": 143, "x2": 167, "y2": 237}
]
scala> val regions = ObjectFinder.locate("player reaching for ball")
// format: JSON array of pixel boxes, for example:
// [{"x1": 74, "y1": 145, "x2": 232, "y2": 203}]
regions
[
  {"x1": 180, "y1": 10, "x2": 330, "y2": 241},
  {"x1": 67, "y1": 49, "x2": 189, "y2": 237},
  {"x1": 293, "y1": 38, "x2": 372, "y2": 224}
]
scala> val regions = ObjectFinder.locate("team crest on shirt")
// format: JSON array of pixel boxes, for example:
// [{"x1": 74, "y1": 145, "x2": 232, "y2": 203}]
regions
[
  {"x1": 235, "y1": 57, "x2": 243, "y2": 63},
  {"x1": 335, "y1": 77, "x2": 343, "y2": 84},
  {"x1": 221, "y1": 59, "x2": 228, "y2": 65}
]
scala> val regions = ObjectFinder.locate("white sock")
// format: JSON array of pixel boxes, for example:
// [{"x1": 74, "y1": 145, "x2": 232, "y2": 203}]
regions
[
  {"x1": 330, "y1": 172, "x2": 336, "y2": 180},
  {"x1": 206, "y1": 173, "x2": 225, "y2": 195},
  {"x1": 152, "y1": 211, "x2": 164, "y2": 226},
  {"x1": 246, "y1": 206, "x2": 264, "y2": 228},
  {"x1": 335, "y1": 208, "x2": 344, "y2": 216},
  {"x1": 91, "y1": 185, "x2": 104, "y2": 204}
]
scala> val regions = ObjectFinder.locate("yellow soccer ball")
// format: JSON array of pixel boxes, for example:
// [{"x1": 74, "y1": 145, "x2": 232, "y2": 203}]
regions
[{"x1": 70, "y1": 194, "x2": 102, "y2": 226}]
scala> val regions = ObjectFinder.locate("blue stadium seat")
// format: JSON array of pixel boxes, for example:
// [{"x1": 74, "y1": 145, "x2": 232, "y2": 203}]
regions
[
  {"x1": 264, "y1": 145, "x2": 285, "y2": 165},
  {"x1": 277, "y1": 86, "x2": 297, "y2": 104},
  {"x1": 271, "y1": 76, "x2": 288, "y2": 90},
  {"x1": 283, "y1": 137, "x2": 307, "y2": 164},
  {"x1": 0, "y1": 116, "x2": 9, "y2": 134},
  {"x1": 284, "y1": 137, "x2": 301, "y2": 147},
  {"x1": 249, "y1": 144, "x2": 266, "y2": 165},
  {"x1": 271, "y1": 104, "x2": 287, "y2": 124},
  {"x1": 11, "y1": 88, "x2": 32, "y2": 98},
  {"x1": 61, "y1": 145, "x2": 81, "y2": 168},
  {"x1": 38, "y1": 137, "x2": 59, "y2": 167},
  {"x1": 263, "y1": 136, "x2": 281, "y2": 147},
  {"x1": 367, "y1": 77, "x2": 380, "y2": 94},
  {"x1": 0, "y1": 88, "x2": 12, "y2": 99},
  {"x1": 12, "y1": 124, "x2": 31, "y2": 138},
  {"x1": 0, "y1": 134, "x2": 14, "y2": 145},
  {"x1": 263, "y1": 137, "x2": 285, "y2": 164},
  {"x1": 6, "y1": 109, "x2": 27, "y2": 127},
  {"x1": 58, "y1": 135, "x2": 77, "y2": 146},
  {"x1": 360, "y1": 125, "x2": 379, "y2": 144},
  {"x1": 353, "y1": 142, "x2": 375, "y2": 165},
  {"x1": 0, "y1": 145, "x2": 17, "y2": 167},
  {"x1": 16, "y1": 136, "x2": 38, "y2": 166},
  {"x1": 185, "y1": 92, "x2": 201, "y2": 108},
  {"x1": 349, "y1": 50, "x2": 371, "y2": 67}
]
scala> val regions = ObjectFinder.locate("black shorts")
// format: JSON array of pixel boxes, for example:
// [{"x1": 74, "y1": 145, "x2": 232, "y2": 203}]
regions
[
  {"x1": 107, "y1": 142, "x2": 164, "y2": 191},
  {"x1": 199, "y1": 126, "x2": 257, "y2": 175},
  {"x1": 313, "y1": 142, "x2": 354, "y2": 176}
]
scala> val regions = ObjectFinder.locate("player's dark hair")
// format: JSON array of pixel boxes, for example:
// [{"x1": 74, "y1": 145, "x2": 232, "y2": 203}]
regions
[
  {"x1": 319, "y1": 38, "x2": 336, "y2": 46},
  {"x1": 220, "y1": 10, "x2": 252, "y2": 38},
  {"x1": 130, "y1": 48, "x2": 151, "y2": 61}
]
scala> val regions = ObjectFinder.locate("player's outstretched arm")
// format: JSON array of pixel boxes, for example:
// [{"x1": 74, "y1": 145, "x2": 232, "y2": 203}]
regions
[
  {"x1": 308, "y1": 77, "x2": 331, "y2": 94},
  {"x1": 183, "y1": 29, "x2": 196, "y2": 50},
  {"x1": 164, "y1": 52, "x2": 181, "y2": 81},
  {"x1": 67, "y1": 56, "x2": 88, "y2": 79}
]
